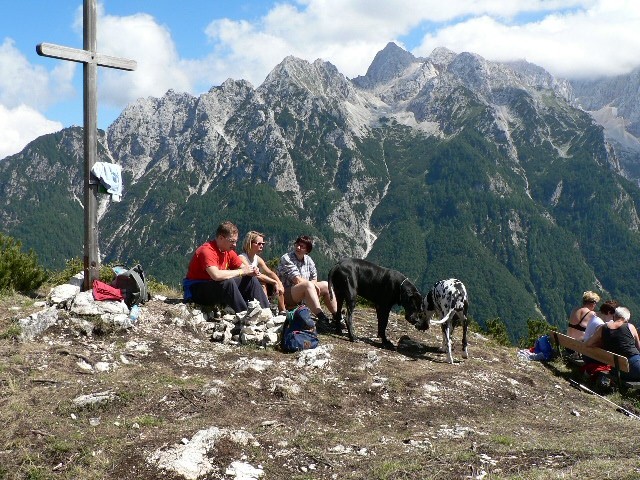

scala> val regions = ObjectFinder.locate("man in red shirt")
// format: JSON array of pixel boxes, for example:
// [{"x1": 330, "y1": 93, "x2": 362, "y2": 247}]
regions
[{"x1": 183, "y1": 221, "x2": 269, "y2": 312}]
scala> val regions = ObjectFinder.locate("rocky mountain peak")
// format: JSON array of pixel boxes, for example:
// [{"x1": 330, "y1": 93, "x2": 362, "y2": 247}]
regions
[
  {"x1": 352, "y1": 41, "x2": 419, "y2": 89},
  {"x1": 261, "y1": 55, "x2": 350, "y2": 101},
  {"x1": 427, "y1": 46, "x2": 457, "y2": 68}
]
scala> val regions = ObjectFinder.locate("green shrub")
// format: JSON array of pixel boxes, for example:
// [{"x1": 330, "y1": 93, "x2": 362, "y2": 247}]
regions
[
  {"x1": 0, "y1": 233, "x2": 48, "y2": 293},
  {"x1": 47, "y1": 257, "x2": 120, "y2": 287},
  {"x1": 520, "y1": 317, "x2": 555, "y2": 348},
  {"x1": 485, "y1": 317, "x2": 512, "y2": 346},
  {"x1": 46, "y1": 257, "x2": 84, "y2": 286}
]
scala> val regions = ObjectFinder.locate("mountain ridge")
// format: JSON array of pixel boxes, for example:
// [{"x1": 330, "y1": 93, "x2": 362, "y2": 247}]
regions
[{"x1": 2, "y1": 43, "x2": 640, "y2": 341}]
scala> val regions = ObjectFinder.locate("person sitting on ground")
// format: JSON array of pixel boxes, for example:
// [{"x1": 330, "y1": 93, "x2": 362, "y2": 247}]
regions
[
  {"x1": 585, "y1": 306, "x2": 640, "y2": 381},
  {"x1": 277, "y1": 235, "x2": 338, "y2": 324},
  {"x1": 583, "y1": 300, "x2": 619, "y2": 343},
  {"x1": 240, "y1": 230, "x2": 286, "y2": 314},
  {"x1": 567, "y1": 291, "x2": 601, "y2": 342},
  {"x1": 182, "y1": 221, "x2": 269, "y2": 313}
]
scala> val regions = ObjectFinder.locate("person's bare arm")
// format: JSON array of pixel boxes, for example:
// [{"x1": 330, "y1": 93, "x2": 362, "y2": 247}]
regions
[
  {"x1": 205, "y1": 264, "x2": 255, "y2": 281},
  {"x1": 258, "y1": 257, "x2": 285, "y2": 294},
  {"x1": 629, "y1": 323, "x2": 640, "y2": 350}
]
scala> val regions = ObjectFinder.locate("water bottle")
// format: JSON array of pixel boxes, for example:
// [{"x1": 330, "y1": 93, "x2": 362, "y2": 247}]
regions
[{"x1": 128, "y1": 304, "x2": 140, "y2": 324}]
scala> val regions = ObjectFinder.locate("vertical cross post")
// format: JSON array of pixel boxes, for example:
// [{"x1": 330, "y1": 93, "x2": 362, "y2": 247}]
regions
[{"x1": 37, "y1": 0, "x2": 136, "y2": 290}]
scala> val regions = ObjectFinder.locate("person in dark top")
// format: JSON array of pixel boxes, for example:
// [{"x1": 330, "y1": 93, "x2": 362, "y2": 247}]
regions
[{"x1": 585, "y1": 306, "x2": 640, "y2": 381}]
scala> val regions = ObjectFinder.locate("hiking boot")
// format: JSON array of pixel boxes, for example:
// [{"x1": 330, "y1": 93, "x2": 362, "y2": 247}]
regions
[
  {"x1": 333, "y1": 312, "x2": 346, "y2": 328},
  {"x1": 315, "y1": 311, "x2": 330, "y2": 325}
]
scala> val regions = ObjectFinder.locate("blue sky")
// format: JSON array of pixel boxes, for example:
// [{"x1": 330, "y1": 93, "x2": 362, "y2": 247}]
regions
[{"x1": 1, "y1": 0, "x2": 639, "y2": 159}]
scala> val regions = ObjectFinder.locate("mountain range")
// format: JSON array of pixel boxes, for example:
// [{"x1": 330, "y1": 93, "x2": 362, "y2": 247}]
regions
[{"x1": 2, "y1": 42, "x2": 640, "y2": 341}]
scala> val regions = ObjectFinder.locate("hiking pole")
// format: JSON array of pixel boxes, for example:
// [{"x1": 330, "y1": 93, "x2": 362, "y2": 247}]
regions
[{"x1": 569, "y1": 379, "x2": 640, "y2": 420}]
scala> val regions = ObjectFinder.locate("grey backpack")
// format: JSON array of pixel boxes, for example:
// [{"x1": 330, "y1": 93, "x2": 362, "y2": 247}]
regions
[{"x1": 111, "y1": 264, "x2": 150, "y2": 308}]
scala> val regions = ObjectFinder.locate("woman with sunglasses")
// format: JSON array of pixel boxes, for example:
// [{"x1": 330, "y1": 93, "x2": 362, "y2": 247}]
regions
[{"x1": 240, "y1": 231, "x2": 286, "y2": 314}]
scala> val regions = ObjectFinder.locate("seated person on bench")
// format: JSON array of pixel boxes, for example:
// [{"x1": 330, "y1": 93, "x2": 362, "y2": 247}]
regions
[
  {"x1": 567, "y1": 291, "x2": 600, "y2": 342},
  {"x1": 585, "y1": 307, "x2": 640, "y2": 381},
  {"x1": 581, "y1": 300, "x2": 619, "y2": 378},
  {"x1": 584, "y1": 300, "x2": 619, "y2": 343}
]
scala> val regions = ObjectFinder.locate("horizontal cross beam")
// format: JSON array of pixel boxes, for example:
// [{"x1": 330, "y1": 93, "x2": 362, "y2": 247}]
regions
[{"x1": 36, "y1": 42, "x2": 137, "y2": 71}]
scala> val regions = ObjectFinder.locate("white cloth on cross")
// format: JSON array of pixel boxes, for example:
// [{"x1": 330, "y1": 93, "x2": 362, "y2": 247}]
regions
[{"x1": 91, "y1": 162, "x2": 123, "y2": 201}]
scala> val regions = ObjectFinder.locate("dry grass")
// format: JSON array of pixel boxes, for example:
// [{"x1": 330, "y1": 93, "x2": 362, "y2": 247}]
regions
[{"x1": 1, "y1": 293, "x2": 639, "y2": 480}]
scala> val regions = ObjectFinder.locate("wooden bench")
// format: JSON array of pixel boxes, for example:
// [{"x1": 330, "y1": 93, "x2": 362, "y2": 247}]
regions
[{"x1": 549, "y1": 330, "x2": 640, "y2": 390}]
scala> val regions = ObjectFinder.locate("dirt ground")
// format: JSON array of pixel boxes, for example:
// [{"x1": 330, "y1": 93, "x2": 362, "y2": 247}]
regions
[{"x1": 1, "y1": 293, "x2": 640, "y2": 480}]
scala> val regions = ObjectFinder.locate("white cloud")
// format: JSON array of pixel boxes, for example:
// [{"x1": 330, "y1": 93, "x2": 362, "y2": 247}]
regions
[
  {"x1": 413, "y1": 0, "x2": 640, "y2": 79},
  {"x1": 0, "y1": 38, "x2": 75, "y2": 110},
  {"x1": 0, "y1": 104, "x2": 62, "y2": 159},
  {"x1": 197, "y1": 0, "x2": 603, "y2": 83},
  {"x1": 0, "y1": 39, "x2": 71, "y2": 158},
  {"x1": 98, "y1": 12, "x2": 193, "y2": 106}
]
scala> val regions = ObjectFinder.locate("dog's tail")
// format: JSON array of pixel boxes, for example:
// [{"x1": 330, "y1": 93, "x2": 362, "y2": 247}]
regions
[{"x1": 327, "y1": 263, "x2": 339, "y2": 300}]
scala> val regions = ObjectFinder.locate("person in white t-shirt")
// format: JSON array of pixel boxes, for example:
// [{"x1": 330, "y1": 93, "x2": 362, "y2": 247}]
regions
[
  {"x1": 584, "y1": 300, "x2": 619, "y2": 343},
  {"x1": 241, "y1": 231, "x2": 286, "y2": 314}
]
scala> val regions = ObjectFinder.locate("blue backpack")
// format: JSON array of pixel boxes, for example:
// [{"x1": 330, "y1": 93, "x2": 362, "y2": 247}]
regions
[
  {"x1": 281, "y1": 306, "x2": 319, "y2": 353},
  {"x1": 533, "y1": 335, "x2": 554, "y2": 361}
]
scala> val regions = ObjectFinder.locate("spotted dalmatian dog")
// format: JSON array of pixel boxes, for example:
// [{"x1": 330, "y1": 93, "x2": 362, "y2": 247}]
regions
[{"x1": 417, "y1": 278, "x2": 469, "y2": 364}]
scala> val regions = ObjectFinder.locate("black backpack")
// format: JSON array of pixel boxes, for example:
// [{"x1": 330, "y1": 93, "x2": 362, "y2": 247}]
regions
[{"x1": 111, "y1": 264, "x2": 150, "y2": 308}]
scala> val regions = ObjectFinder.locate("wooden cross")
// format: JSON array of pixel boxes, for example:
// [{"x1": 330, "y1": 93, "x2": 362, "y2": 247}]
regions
[{"x1": 36, "y1": 0, "x2": 136, "y2": 290}]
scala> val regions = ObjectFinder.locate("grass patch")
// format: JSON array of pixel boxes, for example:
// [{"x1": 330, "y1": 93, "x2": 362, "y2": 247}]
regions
[{"x1": 0, "y1": 322, "x2": 21, "y2": 339}]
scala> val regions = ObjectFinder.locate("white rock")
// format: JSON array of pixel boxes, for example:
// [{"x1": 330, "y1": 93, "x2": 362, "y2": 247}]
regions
[
  {"x1": 256, "y1": 308, "x2": 273, "y2": 322},
  {"x1": 110, "y1": 313, "x2": 134, "y2": 329},
  {"x1": 96, "y1": 300, "x2": 129, "y2": 315},
  {"x1": 72, "y1": 391, "x2": 116, "y2": 407},
  {"x1": 240, "y1": 326, "x2": 259, "y2": 336},
  {"x1": 177, "y1": 304, "x2": 191, "y2": 317},
  {"x1": 76, "y1": 360, "x2": 93, "y2": 371},
  {"x1": 240, "y1": 333, "x2": 263, "y2": 345},
  {"x1": 148, "y1": 428, "x2": 257, "y2": 480},
  {"x1": 19, "y1": 307, "x2": 59, "y2": 341},
  {"x1": 225, "y1": 460, "x2": 264, "y2": 479},
  {"x1": 49, "y1": 283, "x2": 80, "y2": 305},
  {"x1": 296, "y1": 344, "x2": 333, "y2": 368},
  {"x1": 262, "y1": 331, "x2": 279, "y2": 346},
  {"x1": 70, "y1": 291, "x2": 102, "y2": 315},
  {"x1": 94, "y1": 362, "x2": 111, "y2": 372},
  {"x1": 68, "y1": 272, "x2": 85, "y2": 287}
]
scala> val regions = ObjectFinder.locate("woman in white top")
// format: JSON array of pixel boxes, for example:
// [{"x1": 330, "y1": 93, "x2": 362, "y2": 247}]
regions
[
  {"x1": 583, "y1": 300, "x2": 619, "y2": 343},
  {"x1": 241, "y1": 231, "x2": 286, "y2": 314}
]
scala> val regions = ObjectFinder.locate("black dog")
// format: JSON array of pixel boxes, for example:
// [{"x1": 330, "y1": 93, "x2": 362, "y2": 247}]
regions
[{"x1": 328, "y1": 258, "x2": 424, "y2": 346}]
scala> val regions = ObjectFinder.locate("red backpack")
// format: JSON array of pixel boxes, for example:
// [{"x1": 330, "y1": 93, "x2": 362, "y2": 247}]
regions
[{"x1": 92, "y1": 279, "x2": 124, "y2": 301}]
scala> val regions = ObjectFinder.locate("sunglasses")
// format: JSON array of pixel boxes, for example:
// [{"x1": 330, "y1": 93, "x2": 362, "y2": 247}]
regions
[{"x1": 252, "y1": 241, "x2": 265, "y2": 246}]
